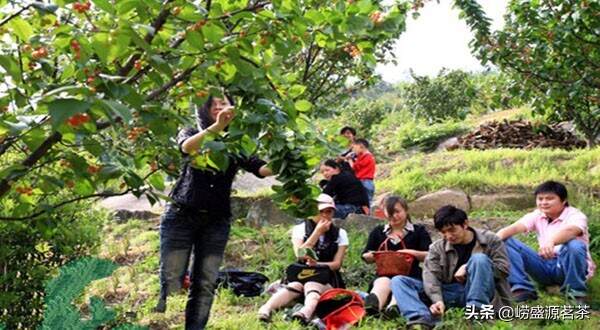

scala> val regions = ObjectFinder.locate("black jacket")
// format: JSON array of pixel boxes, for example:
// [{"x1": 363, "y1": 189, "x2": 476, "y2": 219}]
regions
[{"x1": 169, "y1": 127, "x2": 266, "y2": 218}]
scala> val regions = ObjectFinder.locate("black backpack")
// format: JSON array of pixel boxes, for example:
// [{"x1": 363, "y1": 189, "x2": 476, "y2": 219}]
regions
[{"x1": 216, "y1": 269, "x2": 269, "y2": 297}]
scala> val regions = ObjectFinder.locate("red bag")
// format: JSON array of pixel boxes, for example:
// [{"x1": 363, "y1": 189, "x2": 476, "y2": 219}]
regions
[
  {"x1": 315, "y1": 289, "x2": 365, "y2": 330},
  {"x1": 373, "y1": 236, "x2": 414, "y2": 277}
]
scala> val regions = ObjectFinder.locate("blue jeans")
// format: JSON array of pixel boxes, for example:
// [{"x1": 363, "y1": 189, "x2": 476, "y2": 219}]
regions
[
  {"x1": 505, "y1": 237, "x2": 587, "y2": 296},
  {"x1": 334, "y1": 203, "x2": 360, "y2": 219},
  {"x1": 159, "y1": 204, "x2": 232, "y2": 330},
  {"x1": 391, "y1": 253, "x2": 495, "y2": 326},
  {"x1": 360, "y1": 179, "x2": 375, "y2": 204}
]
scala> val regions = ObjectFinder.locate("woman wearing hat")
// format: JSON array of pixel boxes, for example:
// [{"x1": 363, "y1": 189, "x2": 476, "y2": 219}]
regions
[
  {"x1": 257, "y1": 194, "x2": 349, "y2": 323},
  {"x1": 361, "y1": 195, "x2": 432, "y2": 317}
]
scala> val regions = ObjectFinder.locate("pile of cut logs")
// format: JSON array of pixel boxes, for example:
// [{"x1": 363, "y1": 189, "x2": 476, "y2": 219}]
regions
[{"x1": 452, "y1": 120, "x2": 586, "y2": 150}]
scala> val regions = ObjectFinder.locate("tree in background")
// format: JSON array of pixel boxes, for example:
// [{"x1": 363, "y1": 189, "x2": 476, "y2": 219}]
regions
[
  {"x1": 402, "y1": 68, "x2": 477, "y2": 123},
  {"x1": 455, "y1": 0, "x2": 600, "y2": 146}
]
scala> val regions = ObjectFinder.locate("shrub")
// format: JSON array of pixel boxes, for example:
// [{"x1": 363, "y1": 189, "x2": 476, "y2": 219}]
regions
[
  {"x1": 402, "y1": 69, "x2": 477, "y2": 123},
  {"x1": 0, "y1": 202, "x2": 106, "y2": 329}
]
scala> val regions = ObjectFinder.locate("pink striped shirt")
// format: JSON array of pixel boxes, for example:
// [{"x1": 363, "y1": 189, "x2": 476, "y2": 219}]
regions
[{"x1": 517, "y1": 206, "x2": 596, "y2": 279}]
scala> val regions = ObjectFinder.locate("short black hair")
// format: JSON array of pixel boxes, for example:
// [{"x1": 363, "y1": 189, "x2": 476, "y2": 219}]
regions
[
  {"x1": 534, "y1": 180, "x2": 568, "y2": 202},
  {"x1": 352, "y1": 138, "x2": 369, "y2": 149},
  {"x1": 434, "y1": 205, "x2": 468, "y2": 230},
  {"x1": 322, "y1": 159, "x2": 341, "y2": 169},
  {"x1": 340, "y1": 126, "x2": 356, "y2": 136}
]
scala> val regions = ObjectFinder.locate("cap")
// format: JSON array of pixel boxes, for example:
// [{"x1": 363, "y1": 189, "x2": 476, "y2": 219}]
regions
[{"x1": 317, "y1": 193, "x2": 336, "y2": 211}]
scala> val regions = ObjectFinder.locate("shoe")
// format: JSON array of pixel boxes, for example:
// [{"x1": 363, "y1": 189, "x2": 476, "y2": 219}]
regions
[
  {"x1": 291, "y1": 311, "x2": 310, "y2": 325},
  {"x1": 382, "y1": 304, "x2": 401, "y2": 320},
  {"x1": 364, "y1": 293, "x2": 380, "y2": 316},
  {"x1": 513, "y1": 289, "x2": 538, "y2": 303},
  {"x1": 153, "y1": 297, "x2": 167, "y2": 313}
]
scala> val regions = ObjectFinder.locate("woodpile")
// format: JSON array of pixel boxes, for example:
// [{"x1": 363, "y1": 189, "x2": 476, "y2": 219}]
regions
[{"x1": 453, "y1": 120, "x2": 586, "y2": 150}]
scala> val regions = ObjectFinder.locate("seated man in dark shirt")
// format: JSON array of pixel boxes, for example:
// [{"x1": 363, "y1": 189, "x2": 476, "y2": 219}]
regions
[
  {"x1": 319, "y1": 159, "x2": 369, "y2": 219},
  {"x1": 391, "y1": 205, "x2": 512, "y2": 329}
]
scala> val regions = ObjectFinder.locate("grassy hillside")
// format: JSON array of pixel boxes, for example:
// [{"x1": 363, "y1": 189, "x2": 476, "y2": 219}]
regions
[
  {"x1": 83, "y1": 146, "x2": 600, "y2": 329},
  {"x1": 84, "y1": 211, "x2": 600, "y2": 329}
]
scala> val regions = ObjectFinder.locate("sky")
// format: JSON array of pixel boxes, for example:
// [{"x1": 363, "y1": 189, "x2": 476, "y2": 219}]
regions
[{"x1": 375, "y1": 0, "x2": 508, "y2": 82}]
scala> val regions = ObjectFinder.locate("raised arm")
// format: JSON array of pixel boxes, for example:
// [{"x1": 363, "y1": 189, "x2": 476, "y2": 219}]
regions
[{"x1": 181, "y1": 106, "x2": 235, "y2": 154}]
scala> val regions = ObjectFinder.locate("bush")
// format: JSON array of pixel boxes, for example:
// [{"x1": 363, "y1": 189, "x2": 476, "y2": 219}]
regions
[
  {"x1": 402, "y1": 69, "x2": 477, "y2": 123},
  {"x1": 0, "y1": 202, "x2": 106, "y2": 329},
  {"x1": 372, "y1": 110, "x2": 468, "y2": 155},
  {"x1": 336, "y1": 97, "x2": 398, "y2": 140}
]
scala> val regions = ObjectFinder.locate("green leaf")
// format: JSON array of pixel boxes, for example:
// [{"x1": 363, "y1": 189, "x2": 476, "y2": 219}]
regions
[
  {"x1": 219, "y1": 62, "x2": 237, "y2": 82},
  {"x1": 9, "y1": 18, "x2": 33, "y2": 41},
  {"x1": 204, "y1": 140, "x2": 226, "y2": 151},
  {"x1": 289, "y1": 84, "x2": 307, "y2": 98},
  {"x1": 100, "y1": 100, "x2": 133, "y2": 124},
  {"x1": 148, "y1": 173, "x2": 165, "y2": 191},
  {"x1": 202, "y1": 23, "x2": 225, "y2": 44},
  {"x1": 47, "y1": 99, "x2": 90, "y2": 129},
  {"x1": 207, "y1": 151, "x2": 229, "y2": 171},
  {"x1": 74, "y1": 179, "x2": 94, "y2": 196},
  {"x1": 0, "y1": 55, "x2": 21, "y2": 82},
  {"x1": 294, "y1": 100, "x2": 312, "y2": 112},
  {"x1": 91, "y1": 0, "x2": 115, "y2": 14},
  {"x1": 91, "y1": 33, "x2": 110, "y2": 64},
  {"x1": 22, "y1": 128, "x2": 46, "y2": 151}
]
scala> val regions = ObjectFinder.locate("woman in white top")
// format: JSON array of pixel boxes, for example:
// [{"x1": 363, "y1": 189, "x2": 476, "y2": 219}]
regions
[{"x1": 257, "y1": 194, "x2": 349, "y2": 323}]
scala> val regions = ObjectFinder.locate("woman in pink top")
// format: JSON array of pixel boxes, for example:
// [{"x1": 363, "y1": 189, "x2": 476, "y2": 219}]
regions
[{"x1": 497, "y1": 181, "x2": 595, "y2": 303}]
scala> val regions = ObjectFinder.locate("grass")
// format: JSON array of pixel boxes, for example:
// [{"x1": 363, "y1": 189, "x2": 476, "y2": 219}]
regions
[
  {"x1": 377, "y1": 148, "x2": 600, "y2": 200},
  {"x1": 82, "y1": 207, "x2": 600, "y2": 329}
]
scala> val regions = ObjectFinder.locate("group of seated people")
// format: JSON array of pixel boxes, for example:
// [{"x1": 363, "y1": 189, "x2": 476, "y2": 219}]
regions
[
  {"x1": 319, "y1": 126, "x2": 378, "y2": 219},
  {"x1": 257, "y1": 180, "x2": 595, "y2": 329}
]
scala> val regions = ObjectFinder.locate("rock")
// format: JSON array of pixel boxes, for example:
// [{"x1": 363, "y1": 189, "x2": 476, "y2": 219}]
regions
[
  {"x1": 113, "y1": 210, "x2": 160, "y2": 223},
  {"x1": 471, "y1": 193, "x2": 534, "y2": 211},
  {"x1": 409, "y1": 189, "x2": 470, "y2": 219},
  {"x1": 436, "y1": 137, "x2": 459, "y2": 152},
  {"x1": 244, "y1": 197, "x2": 295, "y2": 227},
  {"x1": 336, "y1": 213, "x2": 386, "y2": 233},
  {"x1": 230, "y1": 196, "x2": 256, "y2": 220}
]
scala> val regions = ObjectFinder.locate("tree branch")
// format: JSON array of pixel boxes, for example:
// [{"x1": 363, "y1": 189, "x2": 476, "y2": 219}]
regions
[
  {"x1": 118, "y1": 0, "x2": 176, "y2": 77},
  {"x1": 0, "y1": 188, "x2": 139, "y2": 221},
  {"x1": 0, "y1": 4, "x2": 32, "y2": 27}
]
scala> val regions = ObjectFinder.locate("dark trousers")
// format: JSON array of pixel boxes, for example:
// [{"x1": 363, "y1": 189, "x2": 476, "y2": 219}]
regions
[{"x1": 159, "y1": 204, "x2": 231, "y2": 330}]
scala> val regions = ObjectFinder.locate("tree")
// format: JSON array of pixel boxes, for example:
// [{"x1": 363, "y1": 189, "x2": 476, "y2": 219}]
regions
[
  {"x1": 402, "y1": 68, "x2": 477, "y2": 123},
  {"x1": 455, "y1": 0, "x2": 600, "y2": 146},
  {"x1": 0, "y1": 0, "x2": 410, "y2": 223},
  {"x1": 0, "y1": 1, "x2": 412, "y2": 327}
]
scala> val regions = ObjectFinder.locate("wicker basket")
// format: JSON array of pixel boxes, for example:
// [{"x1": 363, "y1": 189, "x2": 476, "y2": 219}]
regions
[{"x1": 373, "y1": 236, "x2": 414, "y2": 277}]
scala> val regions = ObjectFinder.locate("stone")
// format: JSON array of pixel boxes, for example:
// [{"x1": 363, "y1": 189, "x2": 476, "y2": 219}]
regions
[
  {"x1": 244, "y1": 197, "x2": 295, "y2": 227},
  {"x1": 471, "y1": 193, "x2": 534, "y2": 211},
  {"x1": 436, "y1": 137, "x2": 460, "y2": 151},
  {"x1": 408, "y1": 189, "x2": 470, "y2": 219}
]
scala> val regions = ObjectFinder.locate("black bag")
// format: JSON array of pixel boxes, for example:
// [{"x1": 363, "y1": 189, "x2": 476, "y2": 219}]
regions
[
  {"x1": 285, "y1": 263, "x2": 331, "y2": 284},
  {"x1": 216, "y1": 270, "x2": 269, "y2": 297}
]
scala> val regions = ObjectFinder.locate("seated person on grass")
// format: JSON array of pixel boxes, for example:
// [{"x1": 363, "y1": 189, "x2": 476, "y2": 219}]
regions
[
  {"x1": 362, "y1": 195, "x2": 431, "y2": 317},
  {"x1": 391, "y1": 205, "x2": 512, "y2": 329},
  {"x1": 257, "y1": 194, "x2": 348, "y2": 324},
  {"x1": 320, "y1": 159, "x2": 369, "y2": 219},
  {"x1": 496, "y1": 180, "x2": 596, "y2": 303}
]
